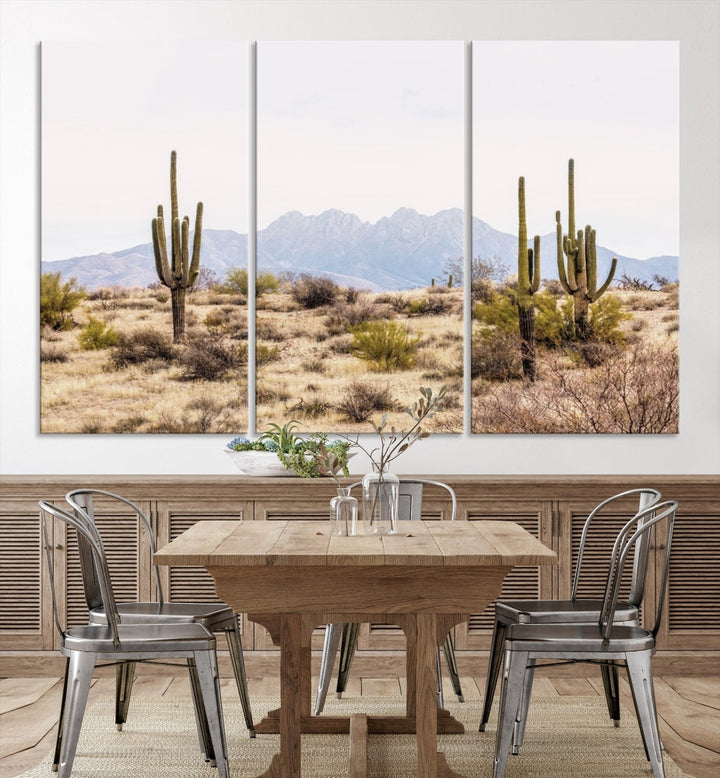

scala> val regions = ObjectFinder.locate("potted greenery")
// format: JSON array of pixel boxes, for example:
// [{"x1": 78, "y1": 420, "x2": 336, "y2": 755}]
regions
[{"x1": 226, "y1": 421, "x2": 353, "y2": 478}]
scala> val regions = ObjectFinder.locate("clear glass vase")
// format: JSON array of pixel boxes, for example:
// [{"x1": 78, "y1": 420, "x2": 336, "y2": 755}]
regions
[
  {"x1": 362, "y1": 467, "x2": 399, "y2": 535},
  {"x1": 330, "y1": 487, "x2": 359, "y2": 537}
]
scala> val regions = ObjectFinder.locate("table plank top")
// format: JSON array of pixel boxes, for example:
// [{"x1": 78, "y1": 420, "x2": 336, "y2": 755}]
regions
[{"x1": 154, "y1": 519, "x2": 557, "y2": 569}]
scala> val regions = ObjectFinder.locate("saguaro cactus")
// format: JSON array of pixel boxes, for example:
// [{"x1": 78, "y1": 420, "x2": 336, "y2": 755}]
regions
[
  {"x1": 517, "y1": 176, "x2": 541, "y2": 381},
  {"x1": 556, "y1": 158, "x2": 617, "y2": 340},
  {"x1": 151, "y1": 151, "x2": 203, "y2": 343}
]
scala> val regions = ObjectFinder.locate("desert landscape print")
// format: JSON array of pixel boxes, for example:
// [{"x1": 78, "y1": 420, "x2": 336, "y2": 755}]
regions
[{"x1": 40, "y1": 41, "x2": 678, "y2": 435}]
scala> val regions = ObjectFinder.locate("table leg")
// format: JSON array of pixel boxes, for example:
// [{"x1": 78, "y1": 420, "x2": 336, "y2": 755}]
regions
[{"x1": 416, "y1": 612, "x2": 439, "y2": 777}]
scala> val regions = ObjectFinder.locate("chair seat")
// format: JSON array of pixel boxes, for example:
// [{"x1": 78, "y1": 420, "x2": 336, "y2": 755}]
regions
[
  {"x1": 89, "y1": 601, "x2": 235, "y2": 627},
  {"x1": 507, "y1": 622, "x2": 656, "y2": 653},
  {"x1": 63, "y1": 622, "x2": 216, "y2": 653},
  {"x1": 496, "y1": 597, "x2": 639, "y2": 624}
]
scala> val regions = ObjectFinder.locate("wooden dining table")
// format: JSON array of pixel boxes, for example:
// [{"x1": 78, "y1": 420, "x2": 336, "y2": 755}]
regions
[{"x1": 154, "y1": 518, "x2": 556, "y2": 778}]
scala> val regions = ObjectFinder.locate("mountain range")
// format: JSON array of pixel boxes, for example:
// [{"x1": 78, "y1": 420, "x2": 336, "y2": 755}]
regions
[{"x1": 41, "y1": 207, "x2": 678, "y2": 292}]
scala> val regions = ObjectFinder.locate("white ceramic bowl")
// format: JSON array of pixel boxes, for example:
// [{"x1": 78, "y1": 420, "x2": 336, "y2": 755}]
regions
[{"x1": 225, "y1": 449, "x2": 296, "y2": 477}]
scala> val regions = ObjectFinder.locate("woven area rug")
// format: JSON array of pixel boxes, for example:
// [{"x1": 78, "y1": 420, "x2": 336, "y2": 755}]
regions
[{"x1": 19, "y1": 694, "x2": 690, "y2": 777}]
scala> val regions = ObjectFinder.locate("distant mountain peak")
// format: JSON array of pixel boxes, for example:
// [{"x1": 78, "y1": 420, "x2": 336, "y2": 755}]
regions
[{"x1": 42, "y1": 209, "x2": 678, "y2": 292}]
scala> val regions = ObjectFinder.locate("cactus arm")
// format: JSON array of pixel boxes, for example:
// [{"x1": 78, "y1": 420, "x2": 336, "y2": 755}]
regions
[
  {"x1": 556, "y1": 211, "x2": 574, "y2": 294},
  {"x1": 152, "y1": 215, "x2": 173, "y2": 287},
  {"x1": 171, "y1": 217, "x2": 183, "y2": 282},
  {"x1": 567, "y1": 158, "x2": 575, "y2": 239},
  {"x1": 517, "y1": 177, "x2": 529, "y2": 296},
  {"x1": 180, "y1": 217, "x2": 190, "y2": 285},
  {"x1": 188, "y1": 201, "x2": 203, "y2": 286},
  {"x1": 586, "y1": 225, "x2": 596, "y2": 293},
  {"x1": 531, "y1": 234, "x2": 541, "y2": 293},
  {"x1": 589, "y1": 257, "x2": 618, "y2": 302}
]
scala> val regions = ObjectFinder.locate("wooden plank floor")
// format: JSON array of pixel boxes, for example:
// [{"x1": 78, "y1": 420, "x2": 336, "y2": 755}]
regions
[{"x1": 1, "y1": 674, "x2": 718, "y2": 778}]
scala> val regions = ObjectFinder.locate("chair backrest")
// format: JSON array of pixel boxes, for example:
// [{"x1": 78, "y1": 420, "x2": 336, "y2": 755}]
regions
[
  {"x1": 66, "y1": 489, "x2": 164, "y2": 606},
  {"x1": 39, "y1": 500, "x2": 122, "y2": 646},
  {"x1": 599, "y1": 499, "x2": 678, "y2": 641},
  {"x1": 572, "y1": 488, "x2": 662, "y2": 606},
  {"x1": 348, "y1": 478, "x2": 457, "y2": 521}
]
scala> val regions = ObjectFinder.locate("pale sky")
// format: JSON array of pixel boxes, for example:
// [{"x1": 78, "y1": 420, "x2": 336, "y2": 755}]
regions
[
  {"x1": 257, "y1": 41, "x2": 464, "y2": 228},
  {"x1": 42, "y1": 41, "x2": 248, "y2": 262},
  {"x1": 473, "y1": 41, "x2": 679, "y2": 259},
  {"x1": 42, "y1": 40, "x2": 678, "y2": 263}
]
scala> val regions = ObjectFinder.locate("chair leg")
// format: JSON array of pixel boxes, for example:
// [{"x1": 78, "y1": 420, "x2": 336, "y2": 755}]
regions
[
  {"x1": 187, "y1": 657, "x2": 215, "y2": 764},
  {"x1": 194, "y1": 649, "x2": 229, "y2": 778},
  {"x1": 493, "y1": 649, "x2": 529, "y2": 778},
  {"x1": 511, "y1": 659, "x2": 536, "y2": 754},
  {"x1": 52, "y1": 657, "x2": 70, "y2": 771},
  {"x1": 56, "y1": 651, "x2": 95, "y2": 778},
  {"x1": 601, "y1": 660, "x2": 621, "y2": 727},
  {"x1": 480, "y1": 619, "x2": 507, "y2": 731},
  {"x1": 625, "y1": 651, "x2": 665, "y2": 778},
  {"x1": 436, "y1": 648, "x2": 444, "y2": 708},
  {"x1": 442, "y1": 632, "x2": 464, "y2": 702},
  {"x1": 224, "y1": 616, "x2": 255, "y2": 736},
  {"x1": 336, "y1": 622, "x2": 361, "y2": 698},
  {"x1": 315, "y1": 622, "x2": 343, "y2": 715},
  {"x1": 114, "y1": 661, "x2": 136, "y2": 730}
]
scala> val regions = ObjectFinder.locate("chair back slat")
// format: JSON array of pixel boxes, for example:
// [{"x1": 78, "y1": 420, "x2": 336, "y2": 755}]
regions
[
  {"x1": 39, "y1": 500, "x2": 122, "y2": 647},
  {"x1": 67, "y1": 489, "x2": 165, "y2": 606},
  {"x1": 572, "y1": 488, "x2": 662, "y2": 601},
  {"x1": 348, "y1": 478, "x2": 457, "y2": 521},
  {"x1": 600, "y1": 500, "x2": 678, "y2": 641}
]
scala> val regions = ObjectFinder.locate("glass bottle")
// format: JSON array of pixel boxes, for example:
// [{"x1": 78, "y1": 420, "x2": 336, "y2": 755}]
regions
[
  {"x1": 330, "y1": 487, "x2": 358, "y2": 536},
  {"x1": 362, "y1": 466, "x2": 399, "y2": 535}
]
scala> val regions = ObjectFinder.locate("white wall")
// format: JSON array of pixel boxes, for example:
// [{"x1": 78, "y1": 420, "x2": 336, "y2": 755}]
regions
[{"x1": 1, "y1": 0, "x2": 718, "y2": 476}]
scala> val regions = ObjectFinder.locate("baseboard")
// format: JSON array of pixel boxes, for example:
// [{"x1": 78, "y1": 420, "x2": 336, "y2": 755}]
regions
[{"x1": 2, "y1": 649, "x2": 717, "y2": 678}]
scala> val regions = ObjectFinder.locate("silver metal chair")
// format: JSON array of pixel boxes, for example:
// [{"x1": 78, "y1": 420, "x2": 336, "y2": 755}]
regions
[
  {"x1": 493, "y1": 499, "x2": 677, "y2": 778},
  {"x1": 314, "y1": 479, "x2": 463, "y2": 715},
  {"x1": 64, "y1": 489, "x2": 254, "y2": 740},
  {"x1": 39, "y1": 500, "x2": 229, "y2": 778},
  {"x1": 479, "y1": 487, "x2": 662, "y2": 732}
]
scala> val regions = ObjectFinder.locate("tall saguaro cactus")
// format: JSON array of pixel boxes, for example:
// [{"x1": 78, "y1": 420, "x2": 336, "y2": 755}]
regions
[
  {"x1": 151, "y1": 151, "x2": 203, "y2": 343},
  {"x1": 556, "y1": 158, "x2": 617, "y2": 340},
  {"x1": 517, "y1": 176, "x2": 541, "y2": 381}
]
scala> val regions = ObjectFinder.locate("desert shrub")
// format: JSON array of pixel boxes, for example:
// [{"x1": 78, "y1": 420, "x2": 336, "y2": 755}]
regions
[
  {"x1": 336, "y1": 382, "x2": 396, "y2": 423},
  {"x1": 40, "y1": 272, "x2": 86, "y2": 330},
  {"x1": 111, "y1": 416, "x2": 146, "y2": 433},
  {"x1": 256, "y1": 384, "x2": 291, "y2": 404},
  {"x1": 471, "y1": 331, "x2": 523, "y2": 381},
  {"x1": 587, "y1": 295, "x2": 630, "y2": 345},
  {"x1": 541, "y1": 278, "x2": 565, "y2": 296},
  {"x1": 290, "y1": 274, "x2": 339, "y2": 309},
  {"x1": 345, "y1": 287, "x2": 360, "y2": 304},
  {"x1": 324, "y1": 300, "x2": 382, "y2": 334},
  {"x1": 256, "y1": 343, "x2": 281, "y2": 366},
  {"x1": 78, "y1": 317, "x2": 119, "y2": 350},
  {"x1": 376, "y1": 292, "x2": 409, "y2": 313},
  {"x1": 473, "y1": 290, "x2": 517, "y2": 332},
  {"x1": 574, "y1": 341, "x2": 621, "y2": 368},
  {"x1": 472, "y1": 342, "x2": 678, "y2": 433},
  {"x1": 220, "y1": 267, "x2": 279, "y2": 298},
  {"x1": 663, "y1": 283, "x2": 679, "y2": 309},
  {"x1": 189, "y1": 266, "x2": 221, "y2": 293},
  {"x1": 148, "y1": 395, "x2": 238, "y2": 433},
  {"x1": 111, "y1": 327, "x2": 177, "y2": 367},
  {"x1": 256, "y1": 319, "x2": 286, "y2": 341},
  {"x1": 179, "y1": 332, "x2": 246, "y2": 380},
  {"x1": 408, "y1": 296, "x2": 451, "y2": 316},
  {"x1": 350, "y1": 320, "x2": 420, "y2": 371},
  {"x1": 287, "y1": 395, "x2": 332, "y2": 419},
  {"x1": 40, "y1": 344, "x2": 69, "y2": 363},
  {"x1": 302, "y1": 357, "x2": 327, "y2": 373}
]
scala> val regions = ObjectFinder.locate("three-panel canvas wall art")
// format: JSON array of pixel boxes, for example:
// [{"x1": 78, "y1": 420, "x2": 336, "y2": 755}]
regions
[{"x1": 40, "y1": 41, "x2": 679, "y2": 435}]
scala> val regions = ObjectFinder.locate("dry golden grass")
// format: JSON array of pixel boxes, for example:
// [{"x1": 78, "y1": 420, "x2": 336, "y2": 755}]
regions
[{"x1": 40, "y1": 286, "x2": 463, "y2": 434}]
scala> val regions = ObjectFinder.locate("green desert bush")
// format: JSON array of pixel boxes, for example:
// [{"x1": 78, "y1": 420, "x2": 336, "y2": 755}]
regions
[
  {"x1": 220, "y1": 267, "x2": 279, "y2": 298},
  {"x1": 40, "y1": 272, "x2": 86, "y2": 330},
  {"x1": 78, "y1": 317, "x2": 119, "y2": 350},
  {"x1": 350, "y1": 320, "x2": 419, "y2": 372}
]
